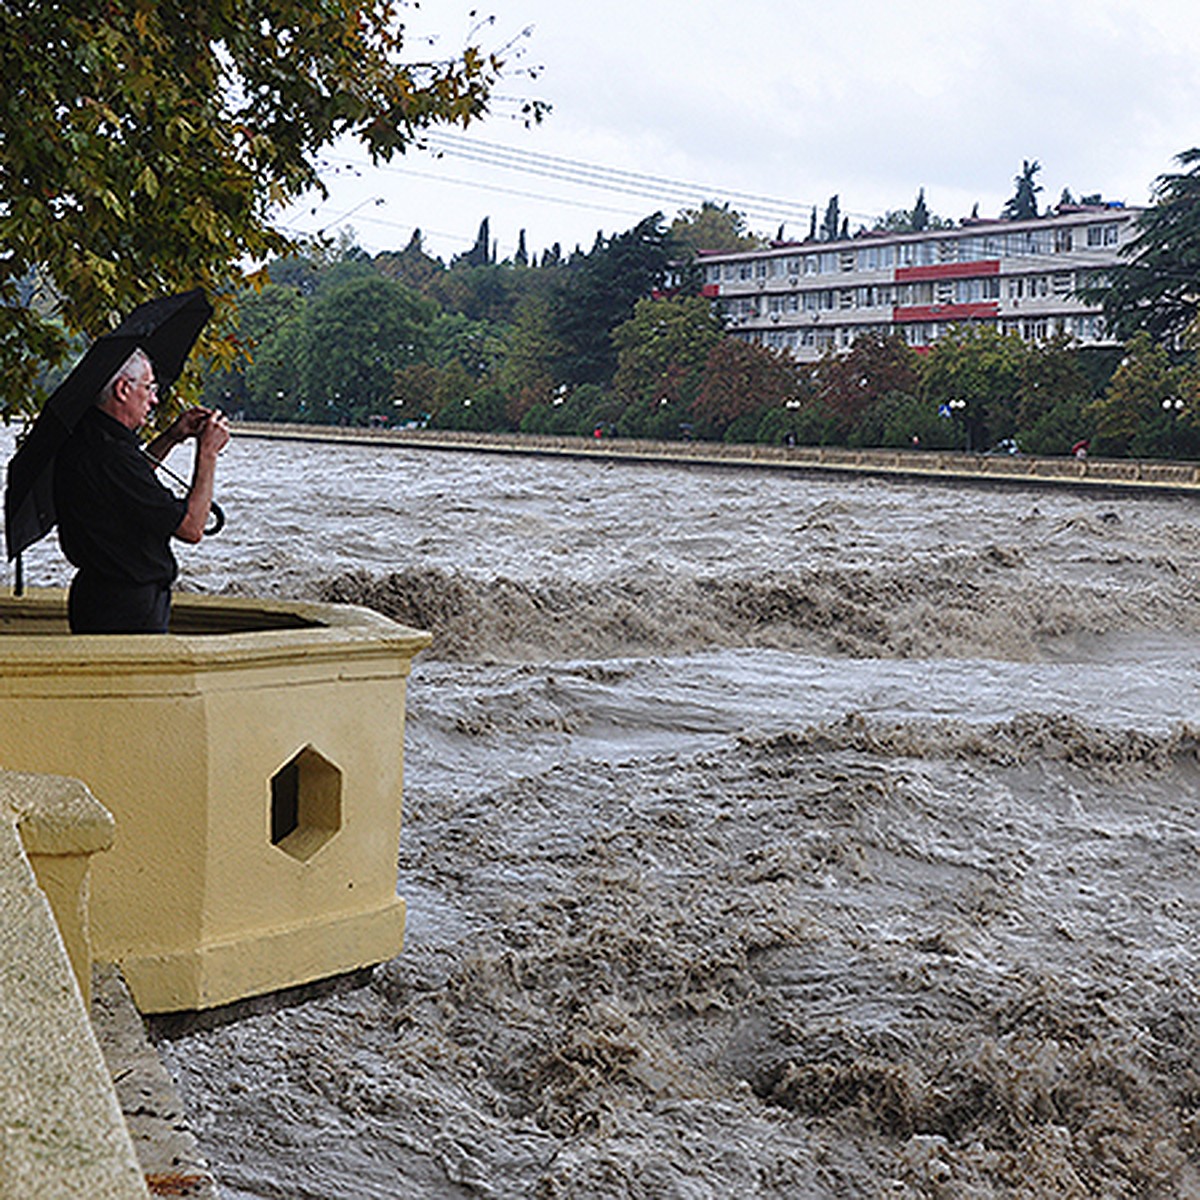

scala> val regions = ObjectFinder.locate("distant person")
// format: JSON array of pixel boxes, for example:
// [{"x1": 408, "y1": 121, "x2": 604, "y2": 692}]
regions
[
  {"x1": 54, "y1": 348, "x2": 230, "y2": 633},
  {"x1": 911, "y1": 434, "x2": 921, "y2": 450}
]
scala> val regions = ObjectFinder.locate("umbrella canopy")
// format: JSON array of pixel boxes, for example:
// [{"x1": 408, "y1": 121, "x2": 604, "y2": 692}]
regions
[{"x1": 4, "y1": 288, "x2": 213, "y2": 566}]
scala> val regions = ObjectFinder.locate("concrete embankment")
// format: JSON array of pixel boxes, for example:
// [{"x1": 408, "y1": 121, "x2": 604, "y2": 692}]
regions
[{"x1": 232, "y1": 423, "x2": 1200, "y2": 497}]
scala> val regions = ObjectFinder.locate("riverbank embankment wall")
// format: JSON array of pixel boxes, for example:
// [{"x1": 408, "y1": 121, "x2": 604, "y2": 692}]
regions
[{"x1": 231, "y1": 424, "x2": 1200, "y2": 497}]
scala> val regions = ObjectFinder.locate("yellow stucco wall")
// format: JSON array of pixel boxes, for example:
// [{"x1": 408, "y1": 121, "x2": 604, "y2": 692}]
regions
[{"x1": 0, "y1": 590, "x2": 430, "y2": 1012}]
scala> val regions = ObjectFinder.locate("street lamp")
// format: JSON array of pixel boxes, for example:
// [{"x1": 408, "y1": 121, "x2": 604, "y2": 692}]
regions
[
  {"x1": 1163, "y1": 396, "x2": 1185, "y2": 458},
  {"x1": 948, "y1": 398, "x2": 968, "y2": 451}
]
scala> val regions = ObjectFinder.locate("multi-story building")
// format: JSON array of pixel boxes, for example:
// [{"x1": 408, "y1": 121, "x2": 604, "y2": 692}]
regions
[{"x1": 695, "y1": 203, "x2": 1141, "y2": 362}]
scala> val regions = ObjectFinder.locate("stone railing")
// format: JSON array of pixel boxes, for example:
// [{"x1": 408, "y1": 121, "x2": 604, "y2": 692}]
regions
[{"x1": 0, "y1": 769, "x2": 147, "y2": 1199}]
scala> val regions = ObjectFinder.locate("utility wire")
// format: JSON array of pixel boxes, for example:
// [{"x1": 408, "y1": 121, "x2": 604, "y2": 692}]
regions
[
  {"x1": 421, "y1": 133, "x2": 829, "y2": 222},
  {"x1": 322, "y1": 147, "x2": 810, "y2": 229}
]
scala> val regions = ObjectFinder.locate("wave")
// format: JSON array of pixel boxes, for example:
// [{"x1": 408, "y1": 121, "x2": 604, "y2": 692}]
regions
[
  {"x1": 312, "y1": 554, "x2": 1198, "y2": 663},
  {"x1": 742, "y1": 711, "x2": 1200, "y2": 780}
]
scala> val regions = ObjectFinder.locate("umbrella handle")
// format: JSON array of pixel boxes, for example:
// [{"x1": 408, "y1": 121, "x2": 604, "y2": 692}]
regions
[
  {"x1": 143, "y1": 451, "x2": 226, "y2": 537},
  {"x1": 206, "y1": 500, "x2": 226, "y2": 536}
]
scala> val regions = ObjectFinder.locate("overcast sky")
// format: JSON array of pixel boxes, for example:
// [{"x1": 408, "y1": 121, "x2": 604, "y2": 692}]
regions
[{"x1": 276, "y1": 0, "x2": 1200, "y2": 263}]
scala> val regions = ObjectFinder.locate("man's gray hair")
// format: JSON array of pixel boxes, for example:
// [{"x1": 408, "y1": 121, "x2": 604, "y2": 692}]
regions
[{"x1": 99, "y1": 347, "x2": 152, "y2": 405}]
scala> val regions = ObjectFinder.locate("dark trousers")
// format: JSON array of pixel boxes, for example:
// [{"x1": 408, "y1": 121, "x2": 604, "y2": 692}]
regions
[{"x1": 68, "y1": 573, "x2": 172, "y2": 634}]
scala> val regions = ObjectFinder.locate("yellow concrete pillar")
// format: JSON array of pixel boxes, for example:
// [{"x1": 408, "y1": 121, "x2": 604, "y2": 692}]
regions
[{"x1": 4, "y1": 768, "x2": 115, "y2": 1008}]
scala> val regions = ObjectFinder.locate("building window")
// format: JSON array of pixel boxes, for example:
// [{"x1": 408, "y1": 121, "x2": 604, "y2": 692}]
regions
[
  {"x1": 1054, "y1": 228, "x2": 1074, "y2": 253},
  {"x1": 1087, "y1": 223, "x2": 1119, "y2": 247},
  {"x1": 956, "y1": 277, "x2": 999, "y2": 302}
]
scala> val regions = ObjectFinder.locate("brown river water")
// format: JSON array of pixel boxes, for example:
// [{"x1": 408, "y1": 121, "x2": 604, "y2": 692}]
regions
[{"x1": 7, "y1": 430, "x2": 1200, "y2": 1198}]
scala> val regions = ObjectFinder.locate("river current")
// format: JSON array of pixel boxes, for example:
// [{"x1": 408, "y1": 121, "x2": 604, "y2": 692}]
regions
[{"x1": 7, "y1": 430, "x2": 1200, "y2": 1197}]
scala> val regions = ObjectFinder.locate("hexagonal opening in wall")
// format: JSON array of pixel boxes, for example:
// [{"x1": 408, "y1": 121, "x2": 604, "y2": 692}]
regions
[{"x1": 270, "y1": 745, "x2": 343, "y2": 862}]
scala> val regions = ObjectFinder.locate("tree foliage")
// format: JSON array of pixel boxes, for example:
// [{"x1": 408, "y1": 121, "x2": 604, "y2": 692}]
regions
[
  {"x1": 875, "y1": 189, "x2": 953, "y2": 233},
  {"x1": 668, "y1": 202, "x2": 762, "y2": 256},
  {"x1": 1003, "y1": 160, "x2": 1043, "y2": 220},
  {"x1": 920, "y1": 324, "x2": 1028, "y2": 451},
  {"x1": 692, "y1": 339, "x2": 805, "y2": 441},
  {"x1": 551, "y1": 214, "x2": 677, "y2": 387},
  {"x1": 1013, "y1": 335, "x2": 1093, "y2": 455},
  {"x1": 0, "y1": 1, "x2": 518, "y2": 419},
  {"x1": 810, "y1": 333, "x2": 921, "y2": 445},
  {"x1": 1080, "y1": 148, "x2": 1200, "y2": 345},
  {"x1": 611, "y1": 296, "x2": 726, "y2": 411},
  {"x1": 819, "y1": 195, "x2": 841, "y2": 242},
  {"x1": 1085, "y1": 332, "x2": 1180, "y2": 456}
]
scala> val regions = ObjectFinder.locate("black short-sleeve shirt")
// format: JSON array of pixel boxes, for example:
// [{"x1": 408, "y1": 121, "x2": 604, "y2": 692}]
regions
[{"x1": 54, "y1": 407, "x2": 187, "y2": 586}]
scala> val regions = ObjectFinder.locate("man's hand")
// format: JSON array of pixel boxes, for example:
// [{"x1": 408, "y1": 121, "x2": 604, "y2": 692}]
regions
[
  {"x1": 196, "y1": 410, "x2": 231, "y2": 459},
  {"x1": 173, "y1": 411, "x2": 231, "y2": 544},
  {"x1": 145, "y1": 406, "x2": 218, "y2": 463},
  {"x1": 169, "y1": 406, "x2": 212, "y2": 440}
]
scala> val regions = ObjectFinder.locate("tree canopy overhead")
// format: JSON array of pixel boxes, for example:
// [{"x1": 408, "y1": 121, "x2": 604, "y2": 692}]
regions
[{"x1": 0, "y1": 1, "x2": 538, "y2": 418}]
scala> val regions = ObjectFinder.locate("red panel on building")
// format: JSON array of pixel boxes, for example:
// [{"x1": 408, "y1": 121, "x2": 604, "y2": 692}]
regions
[
  {"x1": 894, "y1": 261, "x2": 1001, "y2": 282},
  {"x1": 700, "y1": 283, "x2": 720, "y2": 298},
  {"x1": 892, "y1": 302, "x2": 1000, "y2": 323}
]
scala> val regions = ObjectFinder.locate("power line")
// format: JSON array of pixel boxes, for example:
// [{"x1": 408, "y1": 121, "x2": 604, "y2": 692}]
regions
[
  {"x1": 288, "y1": 161, "x2": 650, "y2": 257},
  {"x1": 313, "y1": 139, "x2": 854, "y2": 235},
  {"x1": 421, "y1": 131, "x2": 881, "y2": 225}
]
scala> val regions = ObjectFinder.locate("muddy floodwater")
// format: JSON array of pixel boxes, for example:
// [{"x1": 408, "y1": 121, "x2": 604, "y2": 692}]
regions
[{"x1": 9, "y1": 430, "x2": 1200, "y2": 1198}]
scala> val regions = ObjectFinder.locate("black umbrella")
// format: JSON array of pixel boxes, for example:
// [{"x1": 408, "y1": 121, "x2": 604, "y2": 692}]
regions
[{"x1": 5, "y1": 288, "x2": 214, "y2": 591}]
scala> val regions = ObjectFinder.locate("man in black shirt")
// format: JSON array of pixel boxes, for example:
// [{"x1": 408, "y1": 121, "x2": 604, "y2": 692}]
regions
[{"x1": 54, "y1": 348, "x2": 230, "y2": 633}]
